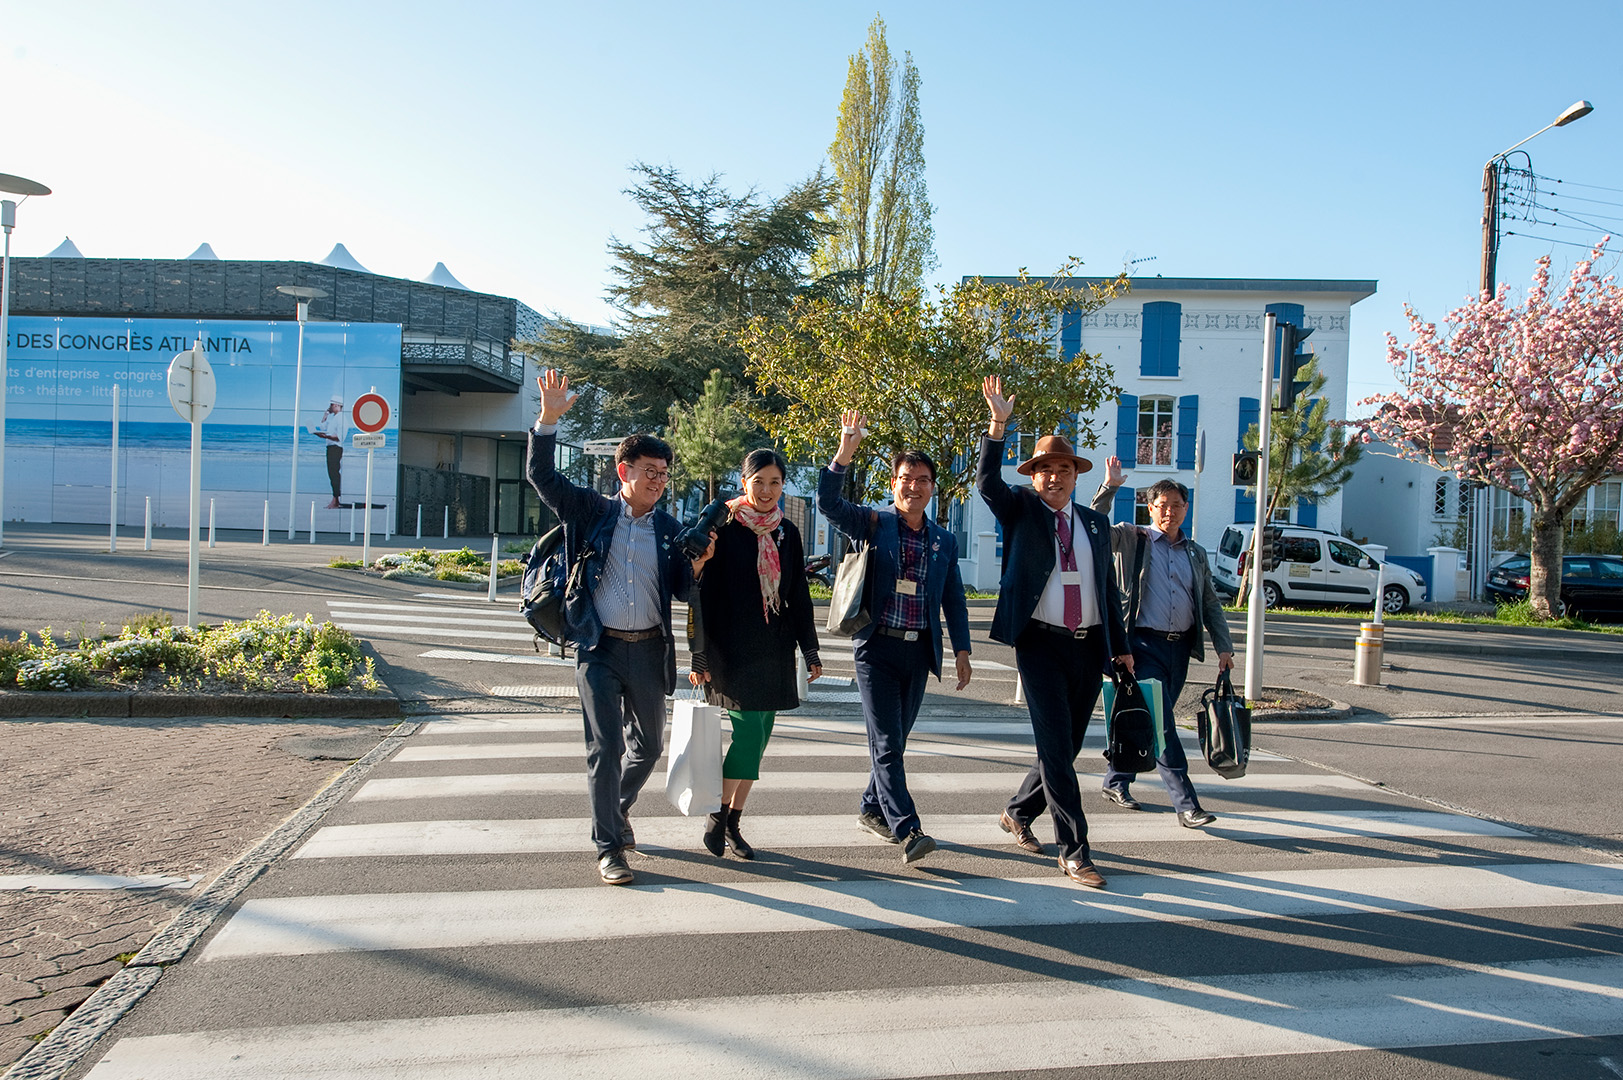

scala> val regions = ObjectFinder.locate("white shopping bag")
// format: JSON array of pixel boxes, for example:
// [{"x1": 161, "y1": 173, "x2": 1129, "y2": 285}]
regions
[{"x1": 665, "y1": 698, "x2": 724, "y2": 815}]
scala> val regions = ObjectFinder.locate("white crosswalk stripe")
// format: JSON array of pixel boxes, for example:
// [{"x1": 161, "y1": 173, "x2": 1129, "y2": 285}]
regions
[{"x1": 78, "y1": 683, "x2": 1623, "y2": 1077}]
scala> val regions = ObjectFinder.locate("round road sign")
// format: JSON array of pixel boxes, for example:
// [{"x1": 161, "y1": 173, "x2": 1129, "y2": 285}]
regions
[
  {"x1": 166, "y1": 344, "x2": 216, "y2": 423},
  {"x1": 353, "y1": 392, "x2": 390, "y2": 433}
]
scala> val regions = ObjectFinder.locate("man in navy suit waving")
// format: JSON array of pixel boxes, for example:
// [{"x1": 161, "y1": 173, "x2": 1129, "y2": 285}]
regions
[
  {"x1": 819, "y1": 408, "x2": 973, "y2": 866},
  {"x1": 976, "y1": 376, "x2": 1131, "y2": 890}
]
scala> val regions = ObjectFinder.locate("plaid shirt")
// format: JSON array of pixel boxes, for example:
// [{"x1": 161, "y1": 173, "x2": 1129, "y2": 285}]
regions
[{"x1": 879, "y1": 518, "x2": 930, "y2": 630}]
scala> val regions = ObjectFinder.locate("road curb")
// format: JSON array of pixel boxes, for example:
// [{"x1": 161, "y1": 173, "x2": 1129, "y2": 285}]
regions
[
  {"x1": 0, "y1": 720, "x2": 420, "y2": 1080},
  {"x1": 0, "y1": 691, "x2": 401, "y2": 720}
]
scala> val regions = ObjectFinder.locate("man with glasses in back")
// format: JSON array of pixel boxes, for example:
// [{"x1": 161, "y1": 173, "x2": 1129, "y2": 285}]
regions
[
  {"x1": 528, "y1": 369, "x2": 714, "y2": 886},
  {"x1": 818, "y1": 409, "x2": 973, "y2": 866}
]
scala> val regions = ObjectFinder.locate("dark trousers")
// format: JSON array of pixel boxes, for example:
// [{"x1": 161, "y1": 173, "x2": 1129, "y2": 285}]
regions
[
  {"x1": 1006, "y1": 626, "x2": 1107, "y2": 863},
  {"x1": 325, "y1": 444, "x2": 343, "y2": 500},
  {"x1": 575, "y1": 636, "x2": 666, "y2": 856},
  {"x1": 853, "y1": 633, "x2": 933, "y2": 839},
  {"x1": 1103, "y1": 630, "x2": 1200, "y2": 813}
]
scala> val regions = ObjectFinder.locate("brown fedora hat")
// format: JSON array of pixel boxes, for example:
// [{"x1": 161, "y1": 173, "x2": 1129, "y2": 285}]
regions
[{"x1": 1017, "y1": 434, "x2": 1093, "y2": 476}]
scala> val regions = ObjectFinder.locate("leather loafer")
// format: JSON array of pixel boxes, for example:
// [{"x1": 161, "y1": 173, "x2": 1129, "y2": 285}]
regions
[
  {"x1": 1058, "y1": 857, "x2": 1106, "y2": 889},
  {"x1": 1178, "y1": 808, "x2": 1217, "y2": 829},
  {"x1": 1101, "y1": 786, "x2": 1141, "y2": 811},
  {"x1": 598, "y1": 850, "x2": 635, "y2": 885},
  {"x1": 999, "y1": 810, "x2": 1044, "y2": 855}
]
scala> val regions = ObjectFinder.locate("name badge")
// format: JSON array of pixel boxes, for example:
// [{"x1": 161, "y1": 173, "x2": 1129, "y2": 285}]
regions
[
  {"x1": 1059, "y1": 570, "x2": 1083, "y2": 586},
  {"x1": 895, "y1": 578, "x2": 919, "y2": 596}
]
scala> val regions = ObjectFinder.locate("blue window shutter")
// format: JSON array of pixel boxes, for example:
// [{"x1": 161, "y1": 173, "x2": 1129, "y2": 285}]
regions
[
  {"x1": 1297, "y1": 496, "x2": 1318, "y2": 528},
  {"x1": 1265, "y1": 303, "x2": 1305, "y2": 378},
  {"x1": 1138, "y1": 305, "x2": 1162, "y2": 376},
  {"x1": 1235, "y1": 488, "x2": 1256, "y2": 525},
  {"x1": 1116, "y1": 394, "x2": 1138, "y2": 465},
  {"x1": 1149, "y1": 301, "x2": 1182, "y2": 376},
  {"x1": 1237, "y1": 396, "x2": 1259, "y2": 452},
  {"x1": 1060, "y1": 306, "x2": 1082, "y2": 360},
  {"x1": 1176, "y1": 394, "x2": 1198, "y2": 469},
  {"x1": 1113, "y1": 487, "x2": 1135, "y2": 523}
]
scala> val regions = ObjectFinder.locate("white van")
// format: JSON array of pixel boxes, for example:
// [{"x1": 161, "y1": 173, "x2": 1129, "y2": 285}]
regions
[{"x1": 1212, "y1": 524, "x2": 1427, "y2": 614}]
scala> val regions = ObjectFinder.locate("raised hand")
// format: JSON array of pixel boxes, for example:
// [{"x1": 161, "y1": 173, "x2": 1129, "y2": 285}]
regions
[
  {"x1": 537, "y1": 369, "x2": 579, "y2": 424},
  {"x1": 1105, "y1": 455, "x2": 1125, "y2": 487},
  {"x1": 834, "y1": 408, "x2": 867, "y2": 466},
  {"x1": 983, "y1": 375, "x2": 1015, "y2": 426}
]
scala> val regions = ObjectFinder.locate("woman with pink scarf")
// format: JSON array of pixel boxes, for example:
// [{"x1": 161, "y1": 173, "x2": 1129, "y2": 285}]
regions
[{"x1": 689, "y1": 448, "x2": 823, "y2": 858}]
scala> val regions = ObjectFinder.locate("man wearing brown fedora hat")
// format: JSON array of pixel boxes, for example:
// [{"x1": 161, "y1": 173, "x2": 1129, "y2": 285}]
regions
[{"x1": 977, "y1": 376, "x2": 1131, "y2": 890}]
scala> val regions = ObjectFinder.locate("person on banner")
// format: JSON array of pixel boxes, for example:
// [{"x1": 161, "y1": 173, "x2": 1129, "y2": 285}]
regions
[
  {"x1": 817, "y1": 409, "x2": 972, "y2": 867},
  {"x1": 526, "y1": 368, "x2": 714, "y2": 887},
  {"x1": 1090, "y1": 457, "x2": 1234, "y2": 828},
  {"x1": 312, "y1": 395, "x2": 348, "y2": 508},
  {"x1": 688, "y1": 447, "x2": 823, "y2": 860},
  {"x1": 977, "y1": 375, "x2": 1131, "y2": 890}
]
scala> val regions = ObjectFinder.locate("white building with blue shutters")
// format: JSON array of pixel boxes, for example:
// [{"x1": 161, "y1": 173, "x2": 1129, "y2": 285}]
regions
[{"x1": 949, "y1": 276, "x2": 1377, "y2": 574}]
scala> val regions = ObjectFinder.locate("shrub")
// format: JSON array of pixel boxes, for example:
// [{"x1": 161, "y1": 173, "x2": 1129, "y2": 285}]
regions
[
  {"x1": 438, "y1": 547, "x2": 486, "y2": 569},
  {"x1": 329, "y1": 557, "x2": 363, "y2": 570}
]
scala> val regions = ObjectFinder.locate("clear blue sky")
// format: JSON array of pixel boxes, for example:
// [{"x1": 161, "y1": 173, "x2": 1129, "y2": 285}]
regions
[{"x1": 4, "y1": 1, "x2": 1620, "y2": 405}]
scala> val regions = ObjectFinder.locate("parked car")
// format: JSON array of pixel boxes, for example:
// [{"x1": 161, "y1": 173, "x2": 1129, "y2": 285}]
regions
[
  {"x1": 1484, "y1": 553, "x2": 1623, "y2": 619},
  {"x1": 1212, "y1": 524, "x2": 1428, "y2": 614}
]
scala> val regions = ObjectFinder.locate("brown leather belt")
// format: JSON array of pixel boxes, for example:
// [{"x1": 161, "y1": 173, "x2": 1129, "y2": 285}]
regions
[
  {"x1": 602, "y1": 626, "x2": 663, "y2": 643},
  {"x1": 1031, "y1": 620, "x2": 1096, "y2": 640},
  {"x1": 874, "y1": 626, "x2": 926, "y2": 641},
  {"x1": 1135, "y1": 627, "x2": 1189, "y2": 642}
]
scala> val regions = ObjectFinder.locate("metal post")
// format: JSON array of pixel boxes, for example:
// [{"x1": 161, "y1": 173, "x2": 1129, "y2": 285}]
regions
[
  {"x1": 1243, "y1": 313, "x2": 1278, "y2": 704},
  {"x1": 287, "y1": 297, "x2": 309, "y2": 538},
  {"x1": 0, "y1": 201, "x2": 12, "y2": 547},
  {"x1": 416, "y1": 504, "x2": 422, "y2": 540},
  {"x1": 109, "y1": 383, "x2": 120, "y2": 553},
  {"x1": 487, "y1": 533, "x2": 500, "y2": 602},
  {"x1": 384, "y1": 502, "x2": 392, "y2": 541},
  {"x1": 262, "y1": 500, "x2": 270, "y2": 546},
  {"x1": 362, "y1": 447, "x2": 376, "y2": 568},
  {"x1": 187, "y1": 400, "x2": 202, "y2": 629},
  {"x1": 309, "y1": 500, "x2": 316, "y2": 543},
  {"x1": 348, "y1": 505, "x2": 355, "y2": 543},
  {"x1": 144, "y1": 496, "x2": 152, "y2": 550},
  {"x1": 208, "y1": 498, "x2": 216, "y2": 548},
  {"x1": 443, "y1": 505, "x2": 450, "y2": 539}
]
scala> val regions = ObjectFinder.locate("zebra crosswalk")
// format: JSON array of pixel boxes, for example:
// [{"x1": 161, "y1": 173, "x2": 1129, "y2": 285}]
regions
[{"x1": 75, "y1": 692, "x2": 1623, "y2": 1077}]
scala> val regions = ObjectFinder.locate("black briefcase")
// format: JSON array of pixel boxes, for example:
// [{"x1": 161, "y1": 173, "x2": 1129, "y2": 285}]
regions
[{"x1": 1198, "y1": 670, "x2": 1251, "y2": 779}]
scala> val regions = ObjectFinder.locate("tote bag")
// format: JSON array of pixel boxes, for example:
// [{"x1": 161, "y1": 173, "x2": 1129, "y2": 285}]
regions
[
  {"x1": 1197, "y1": 669, "x2": 1252, "y2": 779},
  {"x1": 665, "y1": 697, "x2": 724, "y2": 815},
  {"x1": 826, "y1": 510, "x2": 879, "y2": 637}
]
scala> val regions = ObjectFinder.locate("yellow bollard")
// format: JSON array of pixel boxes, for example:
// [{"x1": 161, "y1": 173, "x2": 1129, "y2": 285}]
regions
[{"x1": 1352, "y1": 621, "x2": 1384, "y2": 686}]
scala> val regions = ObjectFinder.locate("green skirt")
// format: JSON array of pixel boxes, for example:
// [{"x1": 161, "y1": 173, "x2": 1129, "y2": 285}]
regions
[{"x1": 722, "y1": 710, "x2": 776, "y2": 780}]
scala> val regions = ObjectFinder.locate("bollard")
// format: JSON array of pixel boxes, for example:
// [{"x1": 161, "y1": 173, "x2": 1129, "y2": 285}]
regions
[
  {"x1": 416, "y1": 504, "x2": 422, "y2": 541},
  {"x1": 144, "y1": 496, "x2": 152, "y2": 551},
  {"x1": 384, "y1": 504, "x2": 392, "y2": 542},
  {"x1": 1352, "y1": 621, "x2": 1384, "y2": 686},
  {"x1": 208, "y1": 498, "x2": 216, "y2": 548},
  {"x1": 309, "y1": 501, "x2": 316, "y2": 544},
  {"x1": 487, "y1": 534, "x2": 500, "y2": 602},
  {"x1": 262, "y1": 501, "x2": 270, "y2": 546},
  {"x1": 348, "y1": 505, "x2": 355, "y2": 543},
  {"x1": 443, "y1": 505, "x2": 450, "y2": 539}
]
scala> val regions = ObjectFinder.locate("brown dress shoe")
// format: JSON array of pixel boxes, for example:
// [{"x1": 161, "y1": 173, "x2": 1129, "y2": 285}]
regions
[
  {"x1": 999, "y1": 810, "x2": 1045, "y2": 855},
  {"x1": 1058, "y1": 856, "x2": 1106, "y2": 889}
]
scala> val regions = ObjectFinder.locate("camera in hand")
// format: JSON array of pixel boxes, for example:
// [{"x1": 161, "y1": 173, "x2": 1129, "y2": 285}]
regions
[{"x1": 676, "y1": 497, "x2": 732, "y2": 559}]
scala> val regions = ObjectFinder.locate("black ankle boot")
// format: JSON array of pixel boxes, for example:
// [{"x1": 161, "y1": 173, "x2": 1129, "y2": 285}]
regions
[
  {"x1": 725, "y1": 806, "x2": 754, "y2": 860},
  {"x1": 702, "y1": 810, "x2": 727, "y2": 857}
]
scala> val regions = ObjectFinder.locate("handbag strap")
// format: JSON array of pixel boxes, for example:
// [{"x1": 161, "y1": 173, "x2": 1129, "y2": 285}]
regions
[{"x1": 1215, "y1": 668, "x2": 1236, "y2": 701}]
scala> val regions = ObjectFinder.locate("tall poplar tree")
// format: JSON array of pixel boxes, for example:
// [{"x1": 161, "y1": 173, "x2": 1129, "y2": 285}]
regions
[{"x1": 815, "y1": 15, "x2": 935, "y2": 298}]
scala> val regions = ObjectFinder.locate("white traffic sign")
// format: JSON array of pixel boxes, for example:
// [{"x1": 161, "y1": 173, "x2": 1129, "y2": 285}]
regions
[
  {"x1": 353, "y1": 392, "x2": 390, "y2": 433},
  {"x1": 352, "y1": 432, "x2": 386, "y2": 449},
  {"x1": 583, "y1": 437, "x2": 627, "y2": 457},
  {"x1": 166, "y1": 343, "x2": 216, "y2": 423}
]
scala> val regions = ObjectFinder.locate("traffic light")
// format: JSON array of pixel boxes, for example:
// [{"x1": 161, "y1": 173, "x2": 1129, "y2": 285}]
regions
[
  {"x1": 1231, "y1": 451, "x2": 1259, "y2": 486},
  {"x1": 1276, "y1": 321, "x2": 1315, "y2": 410},
  {"x1": 1258, "y1": 525, "x2": 1284, "y2": 571}
]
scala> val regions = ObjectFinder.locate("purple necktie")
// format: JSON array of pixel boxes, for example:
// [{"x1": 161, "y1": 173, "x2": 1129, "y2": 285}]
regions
[{"x1": 1056, "y1": 509, "x2": 1082, "y2": 632}]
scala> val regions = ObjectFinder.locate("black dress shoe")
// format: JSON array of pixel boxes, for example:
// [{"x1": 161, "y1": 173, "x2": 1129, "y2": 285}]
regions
[
  {"x1": 598, "y1": 850, "x2": 635, "y2": 885},
  {"x1": 1058, "y1": 857, "x2": 1107, "y2": 889},
  {"x1": 999, "y1": 810, "x2": 1045, "y2": 855},
  {"x1": 1101, "y1": 786, "x2": 1142, "y2": 811},
  {"x1": 1178, "y1": 808, "x2": 1217, "y2": 829}
]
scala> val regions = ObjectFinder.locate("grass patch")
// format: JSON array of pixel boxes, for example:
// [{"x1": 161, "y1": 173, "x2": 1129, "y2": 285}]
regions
[
  {"x1": 358, "y1": 546, "x2": 520, "y2": 583},
  {"x1": 1219, "y1": 599, "x2": 1622, "y2": 634},
  {"x1": 328, "y1": 557, "x2": 363, "y2": 569}
]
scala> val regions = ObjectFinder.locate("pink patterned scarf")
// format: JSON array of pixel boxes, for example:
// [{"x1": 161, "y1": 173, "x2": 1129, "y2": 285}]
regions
[{"x1": 726, "y1": 495, "x2": 783, "y2": 621}]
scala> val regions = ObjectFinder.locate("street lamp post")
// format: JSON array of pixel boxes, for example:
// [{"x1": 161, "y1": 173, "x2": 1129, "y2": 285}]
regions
[
  {"x1": 1469, "y1": 102, "x2": 1593, "y2": 600},
  {"x1": 0, "y1": 173, "x2": 52, "y2": 548},
  {"x1": 276, "y1": 285, "x2": 328, "y2": 540}
]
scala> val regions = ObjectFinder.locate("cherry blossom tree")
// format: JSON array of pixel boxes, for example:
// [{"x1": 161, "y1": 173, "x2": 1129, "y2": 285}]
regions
[{"x1": 1363, "y1": 237, "x2": 1623, "y2": 617}]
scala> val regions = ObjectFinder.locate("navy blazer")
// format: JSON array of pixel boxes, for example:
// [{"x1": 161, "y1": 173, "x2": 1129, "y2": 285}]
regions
[
  {"x1": 975, "y1": 437, "x2": 1128, "y2": 661},
  {"x1": 816, "y1": 466, "x2": 972, "y2": 677},
  {"x1": 526, "y1": 429, "x2": 693, "y2": 694}
]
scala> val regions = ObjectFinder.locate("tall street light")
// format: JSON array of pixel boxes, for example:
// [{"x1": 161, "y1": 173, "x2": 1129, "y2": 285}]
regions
[
  {"x1": 0, "y1": 173, "x2": 52, "y2": 549},
  {"x1": 276, "y1": 284, "x2": 328, "y2": 539},
  {"x1": 1479, "y1": 99, "x2": 1593, "y2": 299},
  {"x1": 1470, "y1": 100, "x2": 1593, "y2": 600}
]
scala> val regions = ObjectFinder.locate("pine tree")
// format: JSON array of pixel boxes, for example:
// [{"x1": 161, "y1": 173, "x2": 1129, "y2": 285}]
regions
[
  {"x1": 666, "y1": 369, "x2": 756, "y2": 504},
  {"x1": 1242, "y1": 359, "x2": 1363, "y2": 521}
]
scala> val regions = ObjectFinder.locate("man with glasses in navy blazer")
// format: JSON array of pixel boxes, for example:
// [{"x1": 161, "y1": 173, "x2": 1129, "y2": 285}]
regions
[{"x1": 977, "y1": 376, "x2": 1131, "y2": 890}]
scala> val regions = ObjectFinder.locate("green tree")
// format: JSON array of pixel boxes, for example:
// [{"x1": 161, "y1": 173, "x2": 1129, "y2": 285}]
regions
[
  {"x1": 1242, "y1": 359, "x2": 1363, "y2": 521},
  {"x1": 814, "y1": 15, "x2": 934, "y2": 299},
  {"x1": 518, "y1": 163, "x2": 843, "y2": 439},
  {"x1": 666, "y1": 369, "x2": 756, "y2": 503},
  {"x1": 742, "y1": 263, "x2": 1127, "y2": 518}
]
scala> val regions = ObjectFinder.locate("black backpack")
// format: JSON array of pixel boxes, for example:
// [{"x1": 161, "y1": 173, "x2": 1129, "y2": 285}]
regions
[
  {"x1": 1104, "y1": 667, "x2": 1158, "y2": 774},
  {"x1": 519, "y1": 524, "x2": 570, "y2": 653}
]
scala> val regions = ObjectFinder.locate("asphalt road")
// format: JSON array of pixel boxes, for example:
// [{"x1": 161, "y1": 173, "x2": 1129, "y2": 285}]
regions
[{"x1": 3, "y1": 523, "x2": 1621, "y2": 1079}]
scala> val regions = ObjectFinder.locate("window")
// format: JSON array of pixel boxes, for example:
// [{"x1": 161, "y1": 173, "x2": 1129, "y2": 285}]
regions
[
  {"x1": 1433, "y1": 477, "x2": 1449, "y2": 519},
  {"x1": 1593, "y1": 481, "x2": 1622, "y2": 529},
  {"x1": 1491, "y1": 487, "x2": 1527, "y2": 537},
  {"x1": 1594, "y1": 558, "x2": 1623, "y2": 580},
  {"x1": 1137, "y1": 397, "x2": 1175, "y2": 467},
  {"x1": 1279, "y1": 537, "x2": 1321, "y2": 564},
  {"x1": 1458, "y1": 482, "x2": 1473, "y2": 519},
  {"x1": 1134, "y1": 490, "x2": 1151, "y2": 526},
  {"x1": 1327, "y1": 539, "x2": 1368, "y2": 568}
]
